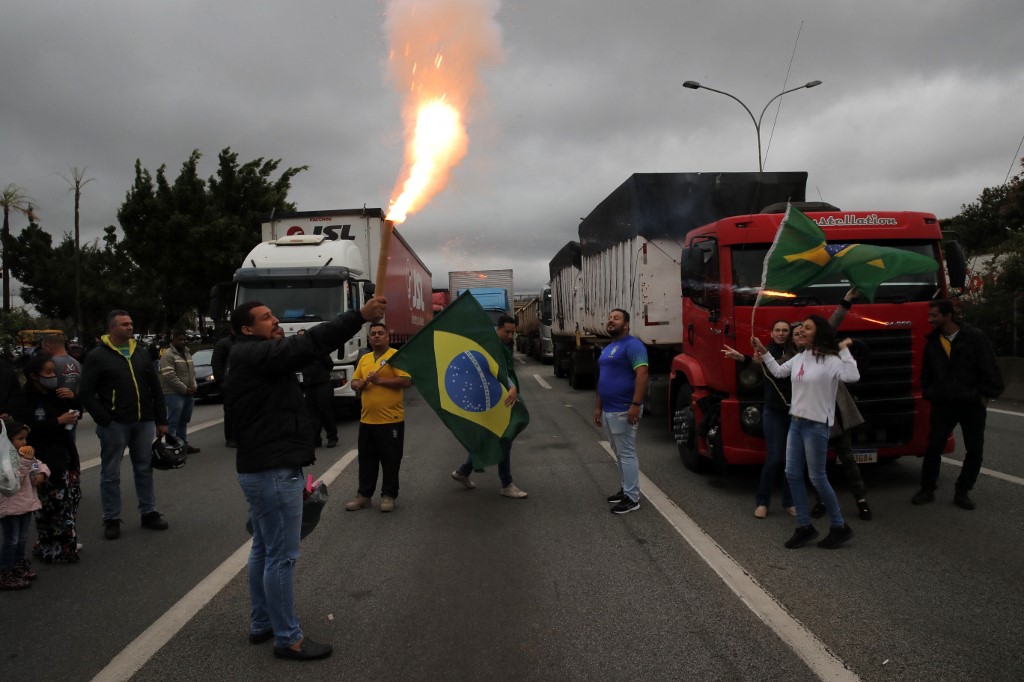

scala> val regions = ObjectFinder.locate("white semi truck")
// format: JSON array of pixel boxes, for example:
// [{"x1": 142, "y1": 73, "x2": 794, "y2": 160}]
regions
[{"x1": 222, "y1": 207, "x2": 432, "y2": 407}]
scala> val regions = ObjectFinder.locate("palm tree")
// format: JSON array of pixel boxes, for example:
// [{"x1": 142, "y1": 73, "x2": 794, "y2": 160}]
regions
[
  {"x1": 1, "y1": 183, "x2": 38, "y2": 312},
  {"x1": 58, "y1": 167, "x2": 95, "y2": 337}
]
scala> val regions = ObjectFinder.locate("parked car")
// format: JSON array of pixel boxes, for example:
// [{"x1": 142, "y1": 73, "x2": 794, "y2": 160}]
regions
[{"x1": 191, "y1": 348, "x2": 222, "y2": 402}]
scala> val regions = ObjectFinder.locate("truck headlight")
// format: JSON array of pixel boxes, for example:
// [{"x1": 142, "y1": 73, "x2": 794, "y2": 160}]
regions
[
  {"x1": 738, "y1": 364, "x2": 761, "y2": 390},
  {"x1": 741, "y1": 405, "x2": 761, "y2": 428}
]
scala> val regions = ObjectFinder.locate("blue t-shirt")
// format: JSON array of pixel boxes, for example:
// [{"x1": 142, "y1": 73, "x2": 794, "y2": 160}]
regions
[{"x1": 597, "y1": 336, "x2": 648, "y2": 412}]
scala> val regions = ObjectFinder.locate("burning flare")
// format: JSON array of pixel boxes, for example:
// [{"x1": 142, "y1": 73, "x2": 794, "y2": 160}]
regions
[{"x1": 384, "y1": 0, "x2": 504, "y2": 224}]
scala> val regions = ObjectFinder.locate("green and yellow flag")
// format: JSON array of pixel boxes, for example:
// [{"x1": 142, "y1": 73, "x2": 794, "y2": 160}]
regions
[
  {"x1": 760, "y1": 205, "x2": 938, "y2": 302},
  {"x1": 387, "y1": 292, "x2": 529, "y2": 468}
]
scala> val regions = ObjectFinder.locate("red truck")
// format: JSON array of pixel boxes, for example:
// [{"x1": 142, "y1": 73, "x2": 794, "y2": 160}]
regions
[{"x1": 671, "y1": 204, "x2": 966, "y2": 472}]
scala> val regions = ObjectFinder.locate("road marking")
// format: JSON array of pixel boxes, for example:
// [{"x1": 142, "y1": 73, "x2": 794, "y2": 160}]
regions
[
  {"x1": 942, "y1": 457, "x2": 1024, "y2": 486},
  {"x1": 989, "y1": 407, "x2": 1024, "y2": 417},
  {"x1": 80, "y1": 418, "x2": 225, "y2": 472},
  {"x1": 91, "y1": 448, "x2": 359, "y2": 682},
  {"x1": 532, "y1": 373, "x2": 552, "y2": 390},
  {"x1": 599, "y1": 441, "x2": 860, "y2": 682}
]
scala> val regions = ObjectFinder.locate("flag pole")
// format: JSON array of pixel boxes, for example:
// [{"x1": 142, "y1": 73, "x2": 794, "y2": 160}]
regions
[{"x1": 376, "y1": 218, "x2": 395, "y2": 296}]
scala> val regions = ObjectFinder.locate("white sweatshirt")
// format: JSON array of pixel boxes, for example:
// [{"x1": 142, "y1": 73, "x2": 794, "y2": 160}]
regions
[{"x1": 762, "y1": 347, "x2": 860, "y2": 426}]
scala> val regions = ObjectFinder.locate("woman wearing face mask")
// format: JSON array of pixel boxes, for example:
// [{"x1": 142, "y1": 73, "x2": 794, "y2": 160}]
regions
[
  {"x1": 722, "y1": 320, "x2": 798, "y2": 519},
  {"x1": 10, "y1": 353, "x2": 82, "y2": 563}
]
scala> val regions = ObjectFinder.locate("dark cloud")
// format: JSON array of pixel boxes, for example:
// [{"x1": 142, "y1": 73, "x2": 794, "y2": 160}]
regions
[{"x1": 2, "y1": 0, "x2": 1022, "y2": 301}]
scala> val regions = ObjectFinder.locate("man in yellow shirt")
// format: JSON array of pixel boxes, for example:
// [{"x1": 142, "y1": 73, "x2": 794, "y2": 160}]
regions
[{"x1": 345, "y1": 323, "x2": 412, "y2": 513}]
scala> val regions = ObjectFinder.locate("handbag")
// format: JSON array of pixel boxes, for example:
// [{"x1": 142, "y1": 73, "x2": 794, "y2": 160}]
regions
[
  {"x1": 0, "y1": 419, "x2": 22, "y2": 497},
  {"x1": 245, "y1": 475, "x2": 329, "y2": 539}
]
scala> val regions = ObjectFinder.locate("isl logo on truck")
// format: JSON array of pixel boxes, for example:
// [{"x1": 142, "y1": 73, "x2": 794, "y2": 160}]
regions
[
  {"x1": 408, "y1": 263, "x2": 425, "y2": 311},
  {"x1": 283, "y1": 225, "x2": 355, "y2": 239}
]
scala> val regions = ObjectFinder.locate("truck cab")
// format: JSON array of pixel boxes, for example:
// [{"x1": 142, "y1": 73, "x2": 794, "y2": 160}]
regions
[
  {"x1": 232, "y1": 234, "x2": 373, "y2": 400},
  {"x1": 671, "y1": 208, "x2": 965, "y2": 472}
]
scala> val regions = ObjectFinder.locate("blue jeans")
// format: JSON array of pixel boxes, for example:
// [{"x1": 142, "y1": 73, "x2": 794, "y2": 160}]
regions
[
  {"x1": 785, "y1": 417, "x2": 844, "y2": 528},
  {"x1": 1, "y1": 513, "x2": 32, "y2": 571},
  {"x1": 164, "y1": 394, "x2": 195, "y2": 444},
  {"x1": 459, "y1": 438, "x2": 513, "y2": 487},
  {"x1": 756, "y1": 407, "x2": 793, "y2": 508},
  {"x1": 603, "y1": 411, "x2": 640, "y2": 503},
  {"x1": 238, "y1": 467, "x2": 304, "y2": 648},
  {"x1": 97, "y1": 421, "x2": 157, "y2": 521}
]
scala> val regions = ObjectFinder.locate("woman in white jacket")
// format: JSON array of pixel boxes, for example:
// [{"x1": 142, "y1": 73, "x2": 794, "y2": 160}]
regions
[{"x1": 753, "y1": 314, "x2": 860, "y2": 550}]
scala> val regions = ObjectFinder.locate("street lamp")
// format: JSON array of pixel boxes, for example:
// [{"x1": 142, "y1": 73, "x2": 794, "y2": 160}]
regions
[{"x1": 683, "y1": 79, "x2": 822, "y2": 172}]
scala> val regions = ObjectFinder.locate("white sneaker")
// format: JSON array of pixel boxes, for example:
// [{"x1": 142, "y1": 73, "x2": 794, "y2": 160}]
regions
[
  {"x1": 500, "y1": 483, "x2": 528, "y2": 499},
  {"x1": 451, "y1": 470, "x2": 476, "y2": 489}
]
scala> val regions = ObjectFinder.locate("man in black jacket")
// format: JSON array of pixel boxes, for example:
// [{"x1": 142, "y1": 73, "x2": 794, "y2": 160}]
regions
[
  {"x1": 211, "y1": 332, "x2": 236, "y2": 447},
  {"x1": 912, "y1": 299, "x2": 1004, "y2": 510},
  {"x1": 79, "y1": 310, "x2": 169, "y2": 540},
  {"x1": 229, "y1": 296, "x2": 385, "y2": 661}
]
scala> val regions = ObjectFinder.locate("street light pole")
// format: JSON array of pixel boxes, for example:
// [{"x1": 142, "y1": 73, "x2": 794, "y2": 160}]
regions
[{"x1": 683, "y1": 80, "x2": 822, "y2": 172}]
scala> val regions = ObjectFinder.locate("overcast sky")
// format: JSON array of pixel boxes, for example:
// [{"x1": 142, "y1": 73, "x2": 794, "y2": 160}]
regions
[{"x1": 3, "y1": 0, "x2": 1022, "y2": 301}]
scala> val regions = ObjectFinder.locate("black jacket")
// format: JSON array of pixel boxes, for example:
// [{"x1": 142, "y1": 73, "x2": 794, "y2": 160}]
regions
[
  {"x1": 227, "y1": 311, "x2": 366, "y2": 473},
  {"x1": 9, "y1": 387, "x2": 82, "y2": 476},
  {"x1": 79, "y1": 337, "x2": 168, "y2": 427},
  {"x1": 922, "y1": 323, "x2": 1004, "y2": 404},
  {"x1": 0, "y1": 357, "x2": 21, "y2": 414},
  {"x1": 211, "y1": 335, "x2": 234, "y2": 387}
]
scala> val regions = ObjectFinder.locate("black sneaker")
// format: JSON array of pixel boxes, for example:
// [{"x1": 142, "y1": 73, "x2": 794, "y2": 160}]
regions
[
  {"x1": 856, "y1": 499, "x2": 873, "y2": 521},
  {"x1": 610, "y1": 497, "x2": 640, "y2": 515},
  {"x1": 911, "y1": 489, "x2": 935, "y2": 505},
  {"x1": 273, "y1": 637, "x2": 333, "y2": 661},
  {"x1": 817, "y1": 524, "x2": 853, "y2": 549},
  {"x1": 809, "y1": 501, "x2": 827, "y2": 519},
  {"x1": 141, "y1": 511, "x2": 169, "y2": 531},
  {"x1": 784, "y1": 525, "x2": 819, "y2": 549},
  {"x1": 953, "y1": 489, "x2": 976, "y2": 510},
  {"x1": 326, "y1": 438, "x2": 338, "y2": 448},
  {"x1": 606, "y1": 488, "x2": 625, "y2": 504},
  {"x1": 103, "y1": 519, "x2": 122, "y2": 540}
]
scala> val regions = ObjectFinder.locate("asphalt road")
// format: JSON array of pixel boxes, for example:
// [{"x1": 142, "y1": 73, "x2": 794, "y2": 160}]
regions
[{"x1": 3, "y1": 354, "x2": 1022, "y2": 681}]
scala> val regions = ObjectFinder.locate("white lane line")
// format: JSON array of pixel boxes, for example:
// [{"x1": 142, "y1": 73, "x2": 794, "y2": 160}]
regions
[
  {"x1": 599, "y1": 441, "x2": 860, "y2": 682},
  {"x1": 989, "y1": 407, "x2": 1024, "y2": 417},
  {"x1": 91, "y1": 448, "x2": 359, "y2": 682},
  {"x1": 942, "y1": 457, "x2": 1024, "y2": 486},
  {"x1": 80, "y1": 418, "x2": 225, "y2": 472},
  {"x1": 532, "y1": 373, "x2": 552, "y2": 390}
]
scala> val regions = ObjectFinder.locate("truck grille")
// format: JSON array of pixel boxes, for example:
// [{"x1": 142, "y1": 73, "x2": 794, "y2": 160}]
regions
[{"x1": 842, "y1": 329, "x2": 914, "y2": 447}]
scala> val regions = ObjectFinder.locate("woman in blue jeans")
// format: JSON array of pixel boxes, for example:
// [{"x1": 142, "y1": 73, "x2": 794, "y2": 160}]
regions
[
  {"x1": 722, "y1": 319, "x2": 797, "y2": 519},
  {"x1": 754, "y1": 315, "x2": 860, "y2": 550}
]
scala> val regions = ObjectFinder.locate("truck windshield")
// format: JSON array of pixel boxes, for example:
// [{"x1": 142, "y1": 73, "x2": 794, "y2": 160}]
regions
[
  {"x1": 237, "y1": 281, "x2": 346, "y2": 322},
  {"x1": 731, "y1": 242, "x2": 942, "y2": 306}
]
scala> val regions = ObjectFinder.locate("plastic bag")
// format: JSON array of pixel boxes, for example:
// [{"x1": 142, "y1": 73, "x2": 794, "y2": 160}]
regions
[
  {"x1": 0, "y1": 419, "x2": 22, "y2": 497},
  {"x1": 244, "y1": 475, "x2": 329, "y2": 540}
]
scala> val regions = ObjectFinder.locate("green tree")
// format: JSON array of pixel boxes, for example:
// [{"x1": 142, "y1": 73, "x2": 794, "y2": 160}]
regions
[
  {"x1": 117, "y1": 148, "x2": 306, "y2": 329},
  {"x1": 5, "y1": 220, "x2": 151, "y2": 337},
  {"x1": 1, "y1": 183, "x2": 37, "y2": 312},
  {"x1": 948, "y1": 157, "x2": 1024, "y2": 356}
]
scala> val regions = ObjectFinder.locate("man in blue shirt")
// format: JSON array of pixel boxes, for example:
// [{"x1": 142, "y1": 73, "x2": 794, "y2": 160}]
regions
[{"x1": 594, "y1": 309, "x2": 649, "y2": 514}]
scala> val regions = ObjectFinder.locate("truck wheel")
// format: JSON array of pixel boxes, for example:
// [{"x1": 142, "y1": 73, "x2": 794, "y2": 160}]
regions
[
  {"x1": 554, "y1": 359, "x2": 567, "y2": 378},
  {"x1": 673, "y1": 403, "x2": 708, "y2": 473}
]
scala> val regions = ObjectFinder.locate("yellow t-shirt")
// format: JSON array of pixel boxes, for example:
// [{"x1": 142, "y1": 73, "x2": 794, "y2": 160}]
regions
[{"x1": 353, "y1": 348, "x2": 410, "y2": 424}]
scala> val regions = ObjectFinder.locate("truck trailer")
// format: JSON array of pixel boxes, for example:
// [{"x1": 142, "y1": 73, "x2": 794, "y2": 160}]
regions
[
  {"x1": 223, "y1": 207, "x2": 432, "y2": 407},
  {"x1": 448, "y1": 269, "x2": 514, "y2": 326}
]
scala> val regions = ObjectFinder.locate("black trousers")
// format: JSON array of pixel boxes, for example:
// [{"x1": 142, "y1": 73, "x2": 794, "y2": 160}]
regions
[
  {"x1": 357, "y1": 422, "x2": 405, "y2": 499},
  {"x1": 920, "y1": 400, "x2": 988, "y2": 492},
  {"x1": 304, "y1": 382, "x2": 337, "y2": 443}
]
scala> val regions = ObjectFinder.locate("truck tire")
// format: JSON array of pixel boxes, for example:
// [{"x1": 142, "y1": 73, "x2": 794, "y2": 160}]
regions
[
  {"x1": 673, "y1": 400, "x2": 708, "y2": 473},
  {"x1": 554, "y1": 358, "x2": 567, "y2": 379},
  {"x1": 569, "y1": 357, "x2": 590, "y2": 390}
]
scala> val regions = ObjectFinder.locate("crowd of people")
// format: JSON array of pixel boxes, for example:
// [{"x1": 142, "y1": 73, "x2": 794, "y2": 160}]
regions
[{"x1": 0, "y1": 294, "x2": 1007, "y2": 662}]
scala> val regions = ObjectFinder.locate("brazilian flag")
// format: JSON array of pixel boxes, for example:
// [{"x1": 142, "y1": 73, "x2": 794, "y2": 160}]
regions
[
  {"x1": 760, "y1": 205, "x2": 938, "y2": 302},
  {"x1": 387, "y1": 292, "x2": 529, "y2": 468}
]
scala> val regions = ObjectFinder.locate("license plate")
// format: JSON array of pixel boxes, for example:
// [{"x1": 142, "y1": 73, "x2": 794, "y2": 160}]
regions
[{"x1": 851, "y1": 449, "x2": 878, "y2": 464}]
